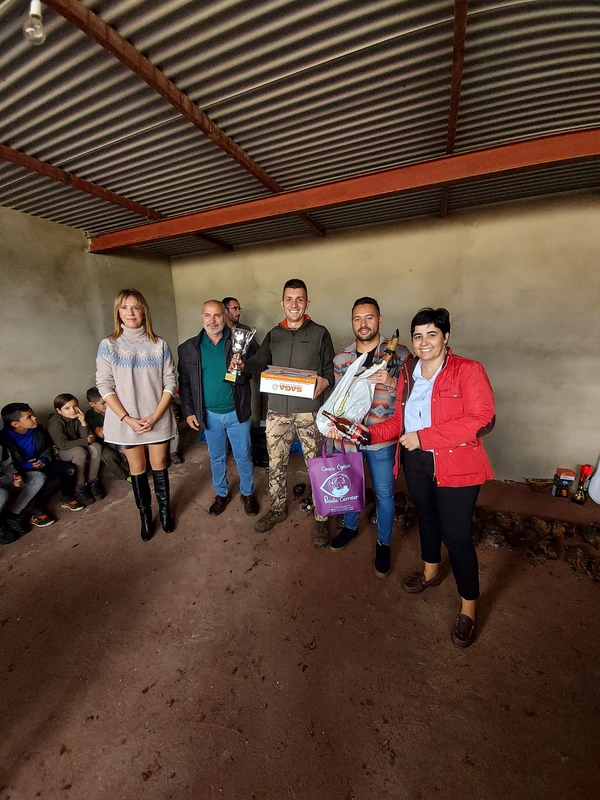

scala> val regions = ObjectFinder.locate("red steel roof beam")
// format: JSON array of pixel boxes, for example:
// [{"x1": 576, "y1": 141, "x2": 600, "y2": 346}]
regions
[
  {"x1": 0, "y1": 144, "x2": 162, "y2": 221},
  {"x1": 88, "y1": 129, "x2": 600, "y2": 253},
  {"x1": 0, "y1": 144, "x2": 232, "y2": 252},
  {"x1": 42, "y1": 0, "x2": 325, "y2": 238}
]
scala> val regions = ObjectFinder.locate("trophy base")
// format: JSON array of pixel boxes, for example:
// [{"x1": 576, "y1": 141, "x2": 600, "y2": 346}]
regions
[{"x1": 224, "y1": 371, "x2": 242, "y2": 384}]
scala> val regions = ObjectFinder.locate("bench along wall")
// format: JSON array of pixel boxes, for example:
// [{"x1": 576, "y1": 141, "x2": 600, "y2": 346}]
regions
[
  {"x1": 0, "y1": 205, "x2": 177, "y2": 424},
  {"x1": 171, "y1": 193, "x2": 600, "y2": 482}
]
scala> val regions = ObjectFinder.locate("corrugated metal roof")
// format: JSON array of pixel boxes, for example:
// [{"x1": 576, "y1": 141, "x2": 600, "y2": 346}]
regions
[
  {"x1": 136, "y1": 234, "x2": 217, "y2": 258},
  {"x1": 311, "y1": 189, "x2": 443, "y2": 230},
  {"x1": 0, "y1": 160, "x2": 145, "y2": 233},
  {"x1": 448, "y1": 160, "x2": 600, "y2": 209},
  {"x1": 206, "y1": 20, "x2": 454, "y2": 187},
  {"x1": 0, "y1": 0, "x2": 598, "y2": 252},
  {"x1": 206, "y1": 214, "x2": 312, "y2": 248},
  {"x1": 457, "y1": 1, "x2": 600, "y2": 151}
]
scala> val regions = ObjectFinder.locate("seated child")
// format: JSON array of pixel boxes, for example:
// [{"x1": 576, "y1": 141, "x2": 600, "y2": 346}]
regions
[
  {"x1": 0, "y1": 403, "x2": 84, "y2": 525},
  {"x1": 0, "y1": 443, "x2": 47, "y2": 543},
  {"x1": 85, "y1": 387, "x2": 129, "y2": 481},
  {"x1": 48, "y1": 394, "x2": 104, "y2": 506}
]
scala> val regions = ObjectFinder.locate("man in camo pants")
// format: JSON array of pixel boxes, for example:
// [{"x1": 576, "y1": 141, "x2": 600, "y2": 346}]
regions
[{"x1": 237, "y1": 279, "x2": 335, "y2": 547}]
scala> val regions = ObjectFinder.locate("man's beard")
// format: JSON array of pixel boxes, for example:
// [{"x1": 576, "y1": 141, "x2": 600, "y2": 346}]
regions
[{"x1": 355, "y1": 329, "x2": 378, "y2": 344}]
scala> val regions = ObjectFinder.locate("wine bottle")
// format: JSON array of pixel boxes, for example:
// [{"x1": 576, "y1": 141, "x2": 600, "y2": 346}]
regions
[{"x1": 322, "y1": 410, "x2": 372, "y2": 446}]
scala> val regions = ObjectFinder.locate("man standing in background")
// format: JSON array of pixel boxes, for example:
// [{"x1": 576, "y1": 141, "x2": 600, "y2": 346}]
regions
[{"x1": 222, "y1": 297, "x2": 250, "y2": 331}]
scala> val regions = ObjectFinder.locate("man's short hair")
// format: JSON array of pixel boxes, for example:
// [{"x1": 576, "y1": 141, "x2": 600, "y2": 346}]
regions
[
  {"x1": 86, "y1": 387, "x2": 102, "y2": 403},
  {"x1": 282, "y1": 279, "x2": 308, "y2": 298},
  {"x1": 352, "y1": 297, "x2": 380, "y2": 315},
  {"x1": 1, "y1": 402, "x2": 32, "y2": 427},
  {"x1": 222, "y1": 297, "x2": 238, "y2": 309}
]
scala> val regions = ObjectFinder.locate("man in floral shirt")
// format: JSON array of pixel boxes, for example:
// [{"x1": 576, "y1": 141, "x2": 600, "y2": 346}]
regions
[{"x1": 330, "y1": 297, "x2": 410, "y2": 577}]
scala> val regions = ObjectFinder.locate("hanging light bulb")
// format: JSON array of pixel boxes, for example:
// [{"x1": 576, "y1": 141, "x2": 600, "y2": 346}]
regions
[{"x1": 23, "y1": 0, "x2": 46, "y2": 46}]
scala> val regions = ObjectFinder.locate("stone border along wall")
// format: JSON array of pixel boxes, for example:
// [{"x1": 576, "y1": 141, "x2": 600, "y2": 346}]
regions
[
  {"x1": 387, "y1": 491, "x2": 599, "y2": 583},
  {"x1": 470, "y1": 506, "x2": 600, "y2": 582},
  {"x1": 294, "y1": 485, "x2": 600, "y2": 583}
]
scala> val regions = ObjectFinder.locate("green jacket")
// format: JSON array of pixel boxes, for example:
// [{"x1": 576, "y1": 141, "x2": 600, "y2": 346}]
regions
[{"x1": 244, "y1": 318, "x2": 335, "y2": 414}]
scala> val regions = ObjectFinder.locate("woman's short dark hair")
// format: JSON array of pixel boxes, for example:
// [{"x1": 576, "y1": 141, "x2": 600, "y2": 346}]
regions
[{"x1": 410, "y1": 307, "x2": 450, "y2": 337}]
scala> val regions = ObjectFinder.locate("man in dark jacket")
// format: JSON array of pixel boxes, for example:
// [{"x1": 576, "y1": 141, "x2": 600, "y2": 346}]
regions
[
  {"x1": 238, "y1": 279, "x2": 335, "y2": 547},
  {"x1": 178, "y1": 300, "x2": 258, "y2": 517}
]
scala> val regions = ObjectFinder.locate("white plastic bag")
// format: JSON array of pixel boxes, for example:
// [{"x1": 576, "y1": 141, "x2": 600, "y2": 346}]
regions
[
  {"x1": 316, "y1": 351, "x2": 388, "y2": 436},
  {"x1": 587, "y1": 457, "x2": 600, "y2": 504}
]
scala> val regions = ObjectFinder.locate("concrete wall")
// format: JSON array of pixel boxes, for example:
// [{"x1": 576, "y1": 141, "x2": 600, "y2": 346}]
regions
[
  {"x1": 171, "y1": 193, "x2": 600, "y2": 481},
  {"x1": 0, "y1": 206, "x2": 177, "y2": 423}
]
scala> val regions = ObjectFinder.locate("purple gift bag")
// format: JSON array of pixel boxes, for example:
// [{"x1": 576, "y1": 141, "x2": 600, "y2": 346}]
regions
[{"x1": 307, "y1": 441, "x2": 365, "y2": 518}]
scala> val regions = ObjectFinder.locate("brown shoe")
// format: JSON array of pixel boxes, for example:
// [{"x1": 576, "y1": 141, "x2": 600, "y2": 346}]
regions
[
  {"x1": 241, "y1": 494, "x2": 259, "y2": 516},
  {"x1": 209, "y1": 494, "x2": 230, "y2": 516},
  {"x1": 402, "y1": 571, "x2": 441, "y2": 594},
  {"x1": 312, "y1": 520, "x2": 330, "y2": 548},
  {"x1": 451, "y1": 613, "x2": 476, "y2": 648}
]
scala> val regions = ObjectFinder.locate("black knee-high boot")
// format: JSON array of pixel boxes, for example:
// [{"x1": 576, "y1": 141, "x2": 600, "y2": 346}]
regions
[
  {"x1": 131, "y1": 473, "x2": 154, "y2": 541},
  {"x1": 152, "y1": 468, "x2": 174, "y2": 533}
]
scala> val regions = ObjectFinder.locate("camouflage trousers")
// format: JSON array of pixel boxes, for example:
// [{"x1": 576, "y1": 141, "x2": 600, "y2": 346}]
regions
[{"x1": 265, "y1": 410, "x2": 326, "y2": 522}]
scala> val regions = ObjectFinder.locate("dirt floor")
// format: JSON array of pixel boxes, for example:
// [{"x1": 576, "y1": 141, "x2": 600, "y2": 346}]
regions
[{"x1": 1, "y1": 437, "x2": 599, "y2": 800}]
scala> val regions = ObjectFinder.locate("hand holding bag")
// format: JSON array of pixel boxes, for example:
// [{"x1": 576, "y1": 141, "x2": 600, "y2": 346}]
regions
[{"x1": 307, "y1": 441, "x2": 365, "y2": 518}]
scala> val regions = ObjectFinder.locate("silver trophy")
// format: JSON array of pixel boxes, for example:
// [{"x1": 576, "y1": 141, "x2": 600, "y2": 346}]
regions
[{"x1": 225, "y1": 326, "x2": 256, "y2": 383}]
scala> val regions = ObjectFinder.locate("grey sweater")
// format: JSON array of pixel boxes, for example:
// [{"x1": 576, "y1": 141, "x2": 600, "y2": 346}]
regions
[
  {"x1": 96, "y1": 326, "x2": 177, "y2": 446},
  {"x1": 47, "y1": 414, "x2": 90, "y2": 451}
]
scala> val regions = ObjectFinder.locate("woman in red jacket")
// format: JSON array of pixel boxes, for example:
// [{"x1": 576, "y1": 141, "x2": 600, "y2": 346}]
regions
[{"x1": 370, "y1": 308, "x2": 495, "y2": 648}]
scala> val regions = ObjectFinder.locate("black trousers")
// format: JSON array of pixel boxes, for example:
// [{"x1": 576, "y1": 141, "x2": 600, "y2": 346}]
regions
[
  {"x1": 31, "y1": 461, "x2": 76, "y2": 511},
  {"x1": 403, "y1": 448, "x2": 480, "y2": 601}
]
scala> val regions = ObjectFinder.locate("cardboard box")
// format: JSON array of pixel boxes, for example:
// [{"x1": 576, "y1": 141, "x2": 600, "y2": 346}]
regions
[
  {"x1": 551, "y1": 485, "x2": 570, "y2": 499},
  {"x1": 555, "y1": 468, "x2": 576, "y2": 481},
  {"x1": 260, "y1": 366, "x2": 318, "y2": 399}
]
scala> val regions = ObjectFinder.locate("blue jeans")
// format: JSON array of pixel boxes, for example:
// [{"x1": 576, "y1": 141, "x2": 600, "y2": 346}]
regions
[
  {"x1": 204, "y1": 410, "x2": 254, "y2": 498},
  {"x1": 344, "y1": 444, "x2": 396, "y2": 545}
]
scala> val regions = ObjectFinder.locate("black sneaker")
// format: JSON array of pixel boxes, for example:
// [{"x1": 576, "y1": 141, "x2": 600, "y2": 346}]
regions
[
  {"x1": 61, "y1": 497, "x2": 85, "y2": 512},
  {"x1": 76, "y1": 485, "x2": 95, "y2": 506},
  {"x1": 88, "y1": 479, "x2": 104, "y2": 501},
  {"x1": 0, "y1": 527, "x2": 19, "y2": 545},
  {"x1": 4, "y1": 513, "x2": 28, "y2": 536},
  {"x1": 330, "y1": 526, "x2": 359, "y2": 552},
  {"x1": 374, "y1": 542, "x2": 391, "y2": 577},
  {"x1": 30, "y1": 511, "x2": 56, "y2": 528}
]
